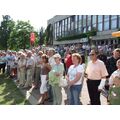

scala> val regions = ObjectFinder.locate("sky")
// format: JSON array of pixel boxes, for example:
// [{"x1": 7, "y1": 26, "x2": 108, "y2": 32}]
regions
[
  {"x1": 0, "y1": 0, "x2": 120, "y2": 31},
  {"x1": 0, "y1": 0, "x2": 56, "y2": 30}
]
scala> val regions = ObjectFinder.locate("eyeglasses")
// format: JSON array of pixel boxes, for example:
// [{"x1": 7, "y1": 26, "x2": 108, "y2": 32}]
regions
[{"x1": 89, "y1": 54, "x2": 95, "y2": 56}]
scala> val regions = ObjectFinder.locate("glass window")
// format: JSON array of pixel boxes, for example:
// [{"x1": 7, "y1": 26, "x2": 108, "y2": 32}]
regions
[
  {"x1": 71, "y1": 16, "x2": 75, "y2": 22},
  {"x1": 87, "y1": 15, "x2": 91, "y2": 31},
  {"x1": 111, "y1": 19, "x2": 117, "y2": 29},
  {"x1": 75, "y1": 15, "x2": 78, "y2": 22},
  {"x1": 78, "y1": 16, "x2": 82, "y2": 33},
  {"x1": 104, "y1": 21, "x2": 109, "y2": 30},
  {"x1": 87, "y1": 15, "x2": 91, "y2": 25},
  {"x1": 93, "y1": 24, "x2": 96, "y2": 29},
  {"x1": 71, "y1": 16, "x2": 75, "y2": 31},
  {"x1": 83, "y1": 27, "x2": 86, "y2": 33},
  {"x1": 78, "y1": 16, "x2": 82, "y2": 28},
  {"x1": 75, "y1": 15, "x2": 78, "y2": 30},
  {"x1": 65, "y1": 18, "x2": 67, "y2": 25},
  {"x1": 88, "y1": 26, "x2": 91, "y2": 31},
  {"x1": 111, "y1": 15, "x2": 117, "y2": 19},
  {"x1": 83, "y1": 15, "x2": 86, "y2": 26},
  {"x1": 98, "y1": 15, "x2": 103, "y2": 23},
  {"x1": 92, "y1": 15, "x2": 96, "y2": 24},
  {"x1": 98, "y1": 23, "x2": 102, "y2": 31},
  {"x1": 104, "y1": 15, "x2": 109, "y2": 21}
]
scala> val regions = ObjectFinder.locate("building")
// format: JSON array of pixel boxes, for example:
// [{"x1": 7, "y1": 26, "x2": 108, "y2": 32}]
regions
[{"x1": 47, "y1": 15, "x2": 120, "y2": 45}]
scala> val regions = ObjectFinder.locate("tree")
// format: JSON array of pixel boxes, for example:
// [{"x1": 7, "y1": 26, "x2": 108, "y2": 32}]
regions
[
  {"x1": 45, "y1": 24, "x2": 53, "y2": 45},
  {"x1": 8, "y1": 20, "x2": 34, "y2": 50},
  {"x1": 0, "y1": 15, "x2": 15, "y2": 50},
  {"x1": 39, "y1": 27, "x2": 45, "y2": 45}
]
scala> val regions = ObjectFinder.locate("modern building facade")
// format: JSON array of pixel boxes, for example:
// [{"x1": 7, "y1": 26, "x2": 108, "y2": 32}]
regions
[{"x1": 47, "y1": 15, "x2": 120, "y2": 45}]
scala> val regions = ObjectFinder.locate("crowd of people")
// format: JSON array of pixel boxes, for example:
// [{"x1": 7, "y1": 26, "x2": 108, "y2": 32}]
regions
[{"x1": 0, "y1": 43, "x2": 120, "y2": 105}]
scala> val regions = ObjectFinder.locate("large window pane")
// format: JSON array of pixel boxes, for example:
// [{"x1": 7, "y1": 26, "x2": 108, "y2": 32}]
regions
[
  {"x1": 83, "y1": 15, "x2": 86, "y2": 26},
  {"x1": 104, "y1": 15, "x2": 109, "y2": 21},
  {"x1": 104, "y1": 21, "x2": 109, "y2": 30},
  {"x1": 68, "y1": 17, "x2": 70, "y2": 31},
  {"x1": 111, "y1": 15, "x2": 117, "y2": 19},
  {"x1": 111, "y1": 19, "x2": 117, "y2": 29},
  {"x1": 75, "y1": 15, "x2": 78, "y2": 29},
  {"x1": 92, "y1": 15, "x2": 96, "y2": 24},
  {"x1": 87, "y1": 15, "x2": 91, "y2": 31},
  {"x1": 98, "y1": 15, "x2": 103, "y2": 23},
  {"x1": 98, "y1": 23, "x2": 102, "y2": 31}
]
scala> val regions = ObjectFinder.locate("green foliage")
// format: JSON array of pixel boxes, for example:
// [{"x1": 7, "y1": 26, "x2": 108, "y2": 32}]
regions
[
  {"x1": 0, "y1": 15, "x2": 39, "y2": 51},
  {"x1": 8, "y1": 20, "x2": 34, "y2": 50},
  {"x1": 0, "y1": 15, "x2": 15, "y2": 50},
  {"x1": 0, "y1": 74, "x2": 30, "y2": 105},
  {"x1": 57, "y1": 29, "x2": 96, "y2": 41}
]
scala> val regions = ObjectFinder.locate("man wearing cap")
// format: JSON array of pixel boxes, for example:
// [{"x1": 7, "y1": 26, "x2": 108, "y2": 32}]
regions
[
  {"x1": 18, "y1": 52, "x2": 26, "y2": 87},
  {"x1": 23, "y1": 51, "x2": 35, "y2": 89}
]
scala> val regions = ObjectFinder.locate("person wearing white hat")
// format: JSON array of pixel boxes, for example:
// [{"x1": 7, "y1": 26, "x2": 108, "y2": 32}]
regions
[
  {"x1": 49, "y1": 53, "x2": 64, "y2": 105},
  {"x1": 23, "y1": 51, "x2": 35, "y2": 89},
  {"x1": 17, "y1": 53, "x2": 26, "y2": 87}
]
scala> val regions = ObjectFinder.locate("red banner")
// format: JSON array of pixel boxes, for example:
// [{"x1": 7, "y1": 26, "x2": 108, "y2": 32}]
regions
[{"x1": 30, "y1": 32, "x2": 35, "y2": 44}]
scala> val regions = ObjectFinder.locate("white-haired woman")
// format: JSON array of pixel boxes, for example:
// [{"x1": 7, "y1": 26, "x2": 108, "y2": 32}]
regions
[{"x1": 49, "y1": 54, "x2": 64, "y2": 105}]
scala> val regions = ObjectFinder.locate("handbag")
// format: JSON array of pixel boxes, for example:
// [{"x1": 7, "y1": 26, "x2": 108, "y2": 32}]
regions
[{"x1": 59, "y1": 77, "x2": 68, "y2": 87}]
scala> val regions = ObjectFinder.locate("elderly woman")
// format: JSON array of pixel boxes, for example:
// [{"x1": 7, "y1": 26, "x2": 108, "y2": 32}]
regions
[
  {"x1": 66, "y1": 53, "x2": 84, "y2": 105},
  {"x1": 109, "y1": 59, "x2": 120, "y2": 105},
  {"x1": 49, "y1": 54, "x2": 64, "y2": 105},
  {"x1": 17, "y1": 52, "x2": 26, "y2": 87}
]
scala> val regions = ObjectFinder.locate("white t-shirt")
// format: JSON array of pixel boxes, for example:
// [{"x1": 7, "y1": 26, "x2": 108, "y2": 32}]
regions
[{"x1": 68, "y1": 64, "x2": 84, "y2": 85}]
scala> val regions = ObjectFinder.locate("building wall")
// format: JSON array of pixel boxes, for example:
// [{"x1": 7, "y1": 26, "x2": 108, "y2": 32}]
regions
[{"x1": 47, "y1": 15, "x2": 120, "y2": 45}]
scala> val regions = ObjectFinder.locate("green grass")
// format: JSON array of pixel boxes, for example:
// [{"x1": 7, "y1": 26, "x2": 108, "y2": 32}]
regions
[{"x1": 0, "y1": 74, "x2": 30, "y2": 105}]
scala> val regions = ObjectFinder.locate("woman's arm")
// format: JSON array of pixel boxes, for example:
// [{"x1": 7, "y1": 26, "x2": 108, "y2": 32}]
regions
[{"x1": 68, "y1": 72, "x2": 82, "y2": 86}]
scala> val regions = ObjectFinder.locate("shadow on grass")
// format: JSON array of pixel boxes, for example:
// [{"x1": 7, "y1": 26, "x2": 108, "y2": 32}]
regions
[{"x1": 0, "y1": 74, "x2": 30, "y2": 105}]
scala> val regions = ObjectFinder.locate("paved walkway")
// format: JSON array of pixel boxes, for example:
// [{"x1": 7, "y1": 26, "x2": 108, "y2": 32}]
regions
[{"x1": 15, "y1": 79, "x2": 108, "y2": 105}]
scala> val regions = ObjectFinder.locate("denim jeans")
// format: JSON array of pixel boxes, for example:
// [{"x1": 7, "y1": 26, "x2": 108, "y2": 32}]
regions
[{"x1": 69, "y1": 84, "x2": 82, "y2": 105}]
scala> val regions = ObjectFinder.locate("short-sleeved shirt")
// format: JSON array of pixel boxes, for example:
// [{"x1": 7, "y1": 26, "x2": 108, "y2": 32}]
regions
[
  {"x1": 86, "y1": 59, "x2": 108, "y2": 80},
  {"x1": 26, "y1": 57, "x2": 34, "y2": 68},
  {"x1": 35, "y1": 56, "x2": 41, "y2": 67},
  {"x1": 68, "y1": 64, "x2": 84, "y2": 85}
]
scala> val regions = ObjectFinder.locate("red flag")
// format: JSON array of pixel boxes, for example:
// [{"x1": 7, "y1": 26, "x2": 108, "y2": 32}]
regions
[{"x1": 30, "y1": 32, "x2": 35, "y2": 44}]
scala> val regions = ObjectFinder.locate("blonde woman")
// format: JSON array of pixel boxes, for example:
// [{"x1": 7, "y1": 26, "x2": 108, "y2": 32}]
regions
[{"x1": 66, "y1": 53, "x2": 84, "y2": 105}]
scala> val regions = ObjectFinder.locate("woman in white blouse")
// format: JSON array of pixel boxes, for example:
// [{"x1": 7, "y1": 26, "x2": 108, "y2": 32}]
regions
[{"x1": 66, "y1": 53, "x2": 84, "y2": 105}]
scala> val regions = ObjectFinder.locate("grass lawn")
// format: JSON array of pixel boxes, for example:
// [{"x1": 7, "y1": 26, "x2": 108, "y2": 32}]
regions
[{"x1": 0, "y1": 74, "x2": 30, "y2": 105}]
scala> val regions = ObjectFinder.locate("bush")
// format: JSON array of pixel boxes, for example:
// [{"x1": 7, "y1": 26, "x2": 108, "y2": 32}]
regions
[{"x1": 57, "y1": 30, "x2": 96, "y2": 41}]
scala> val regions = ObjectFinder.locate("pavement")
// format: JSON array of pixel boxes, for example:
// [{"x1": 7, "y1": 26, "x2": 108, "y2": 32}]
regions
[{"x1": 14, "y1": 79, "x2": 108, "y2": 105}]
